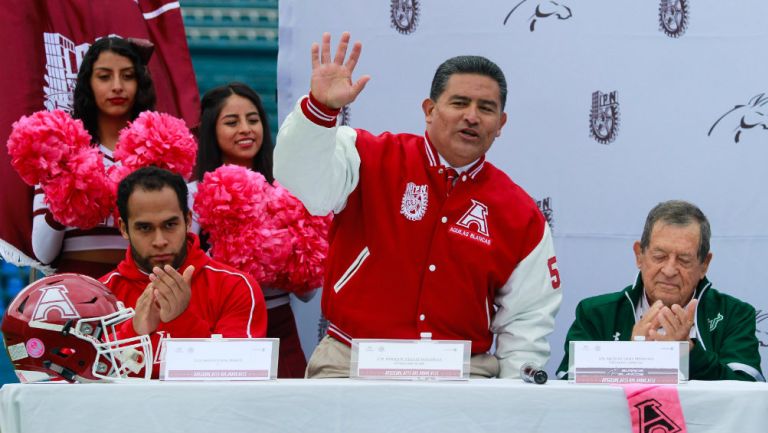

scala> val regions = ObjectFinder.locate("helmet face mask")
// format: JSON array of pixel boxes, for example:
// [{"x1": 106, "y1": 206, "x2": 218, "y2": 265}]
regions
[{"x1": 2, "y1": 274, "x2": 152, "y2": 383}]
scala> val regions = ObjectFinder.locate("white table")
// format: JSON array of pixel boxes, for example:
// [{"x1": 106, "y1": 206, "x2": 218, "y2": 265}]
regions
[{"x1": 1, "y1": 379, "x2": 766, "y2": 433}]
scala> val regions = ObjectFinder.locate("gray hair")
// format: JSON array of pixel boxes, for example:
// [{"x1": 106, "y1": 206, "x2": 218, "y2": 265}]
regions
[
  {"x1": 430, "y1": 55, "x2": 507, "y2": 110},
  {"x1": 640, "y1": 200, "x2": 711, "y2": 262}
]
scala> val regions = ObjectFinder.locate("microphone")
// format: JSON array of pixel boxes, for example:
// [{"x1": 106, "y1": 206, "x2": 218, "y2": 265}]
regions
[{"x1": 520, "y1": 362, "x2": 548, "y2": 384}]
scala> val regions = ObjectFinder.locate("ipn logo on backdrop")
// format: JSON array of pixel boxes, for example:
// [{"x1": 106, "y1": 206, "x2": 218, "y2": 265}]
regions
[
  {"x1": 536, "y1": 197, "x2": 554, "y2": 231},
  {"x1": 43, "y1": 32, "x2": 90, "y2": 113},
  {"x1": 503, "y1": 0, "x2": 573, "y2": 32},
  {"x1": 390, "y1": 0, "x2": 420, "y2": 35},
  {"x1": 337, "y1": 105, "x2": 351, "y2": 127},
  {"x1": 589, "y1": 90, "x2": 620, "y2": 145},
  {"x1": 708, "y1": 93, "x2": 768, "y2": 144},
  {"x1": 659, "y1": 0, "x2": 689, "y2": 38}
]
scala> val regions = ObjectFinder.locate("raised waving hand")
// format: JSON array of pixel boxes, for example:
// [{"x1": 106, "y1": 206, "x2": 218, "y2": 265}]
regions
[{"x1": 310, "y1": 32, "x2": 370, "y2": 109}]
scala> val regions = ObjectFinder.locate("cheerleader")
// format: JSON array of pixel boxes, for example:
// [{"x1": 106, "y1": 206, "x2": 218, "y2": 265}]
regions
[
  {"x1": 31, "y1": 36, "x2": 156, "y2": 277},
  {"x1": 193, "y1": 82, "x2": 312, "y2": 378}
]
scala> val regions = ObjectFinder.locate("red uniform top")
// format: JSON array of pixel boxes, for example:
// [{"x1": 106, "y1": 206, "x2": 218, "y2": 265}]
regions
[
  {"x1": 101, "y1": 233, "x2": 267, "y2": 376},
  {"x1": 275, "y1": 95, "x2": 562, "y2": 377}
]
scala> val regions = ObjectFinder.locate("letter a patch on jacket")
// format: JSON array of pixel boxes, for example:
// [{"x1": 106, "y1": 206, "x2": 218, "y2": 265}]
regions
[
  {"x1": 400, "y1": 182, "x2": 429, "y2": 221},
  {"x1": 457, "y1": 200, "x2": 490, "y2": 237},
  {"x1": 448, "y1": 200, "x2": 492, "y2": 246}
]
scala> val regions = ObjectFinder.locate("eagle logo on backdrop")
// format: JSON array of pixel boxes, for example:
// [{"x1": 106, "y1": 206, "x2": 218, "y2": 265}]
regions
[
  {"x1": 43, "y1": 32, "x2": 90, "y2": 113},
  {"x1": 503, "y1": 0, "x2": 573, "y2": 32},
  {"x1": 390, "y1": 0, "x2": 420, "y2": 35},
  {"x1": 400, "y1": 182, "x2": 429, "y2": 221},
  {"x1": 31, "y1": 285, "x2": 80, "y2": 322},
  {"x1": 708, "y1": 93, "x2": 768, "y2": 144},
  {"x1": 658, "y1": 0, "x2": 689, "y2": 38},
  {"x1": 757, "y1": 309, "x2": 768, "y2": 348},
  {"x1": 634, "y1": 399, "x2": 683, "y2": 433},
  {"x1": 536, "y1": 196, "x2": 554, "y2": 231},
  {"x1": 337, "y1": 105, "x2": 351, "y2": 127},
  {"x1": 590, "y1": 90, "x2": 620, "y2": 145}
]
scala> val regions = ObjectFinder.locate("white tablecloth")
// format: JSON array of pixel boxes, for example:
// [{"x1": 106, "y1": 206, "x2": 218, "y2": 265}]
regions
[{"x1": 0, "y1": 379, "x2": 765, "y2": 433}]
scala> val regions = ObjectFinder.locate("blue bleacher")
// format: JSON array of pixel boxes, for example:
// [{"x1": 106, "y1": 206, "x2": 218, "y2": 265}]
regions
[
  {"x1": 181, "y1": 0, "x2": 279, "y2": 142},
  {"x1": 0, "y1": 260, "x2": 30, "y2": 384}
]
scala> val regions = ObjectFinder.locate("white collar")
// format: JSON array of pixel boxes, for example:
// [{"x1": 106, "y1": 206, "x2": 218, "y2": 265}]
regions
[{"x1": 437, "y1": 153, "x2": 477, "y2": 174}]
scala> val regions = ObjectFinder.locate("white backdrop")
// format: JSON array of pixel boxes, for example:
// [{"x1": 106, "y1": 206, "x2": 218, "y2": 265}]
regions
[{"x1": 278, "y1": 0, "x2": 768, "y2": 375}]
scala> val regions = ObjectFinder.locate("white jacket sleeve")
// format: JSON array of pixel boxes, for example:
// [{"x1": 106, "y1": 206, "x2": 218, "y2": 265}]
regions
[
  {"x1": 492, "y1": 223, "x2": 562, "y2": 378},
  {"x1": 31, "y1": 185, "x2": 65, "y2": 265},
  {"x1": 187, "y1": 181, "x2": 200, "y2": 236},
  {"x1": 274, "y1": 96, "x2": 360, "y2": 216}
]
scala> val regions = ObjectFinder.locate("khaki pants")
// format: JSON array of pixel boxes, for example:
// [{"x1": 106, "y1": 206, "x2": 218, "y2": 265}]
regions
[{"x1": 306, "y1": 335, "x2": 500, "y2": 379}]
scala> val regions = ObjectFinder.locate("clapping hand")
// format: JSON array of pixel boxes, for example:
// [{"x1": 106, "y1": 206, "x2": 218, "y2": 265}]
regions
[
  {"x1": 150, "y1": 265, "x2": 195, "y2": 323},
  {"x1": 132, "y1": 265, "x2": 195, "y2": 335},
  {"x1": 631, "y1": 298, "x2": 697, "y2": 350}
]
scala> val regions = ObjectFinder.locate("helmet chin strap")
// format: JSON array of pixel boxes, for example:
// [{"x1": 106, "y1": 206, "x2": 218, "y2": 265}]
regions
[{"x1": 43, "y1": 360, "x2": 77, "y2": 382}]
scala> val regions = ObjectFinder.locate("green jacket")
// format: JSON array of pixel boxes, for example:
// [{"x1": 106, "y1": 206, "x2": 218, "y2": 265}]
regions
[{"x1": 557, "y1": 274, "x2": 764, "y2": 381}]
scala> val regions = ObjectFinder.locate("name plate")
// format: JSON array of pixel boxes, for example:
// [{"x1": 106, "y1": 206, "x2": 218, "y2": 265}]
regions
[
  {"x1": 160, "y1": 338, "x2": 279, "y2": 381},
  {"x1": 350, "y1": 339, "x2": 471, "y2": 380},
  {"x1": 569, "y1": 341, "x2": 689, "y2": 384}
]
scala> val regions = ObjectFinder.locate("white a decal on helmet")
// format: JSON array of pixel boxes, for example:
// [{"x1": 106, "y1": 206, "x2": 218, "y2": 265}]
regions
[{"x1": 31, "y1": 285, "x2": 80, "y2": 321}]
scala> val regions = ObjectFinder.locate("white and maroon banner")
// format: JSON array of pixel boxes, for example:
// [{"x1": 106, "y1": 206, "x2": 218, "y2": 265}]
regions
[
  {"x1": 279, "y1": 0, "x2": 768, "y2": 375},
  {"x1": 0, "y1": 0, "x2": 200, "y2": 268}
]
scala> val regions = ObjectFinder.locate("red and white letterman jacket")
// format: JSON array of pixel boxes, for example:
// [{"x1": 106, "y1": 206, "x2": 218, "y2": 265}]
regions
[
  {"x1": 274, "y1": 95, "x2": 562, "y2": 377},
  {"x1": 100, "y1": 234, "x2": 267, "y2": 377}
]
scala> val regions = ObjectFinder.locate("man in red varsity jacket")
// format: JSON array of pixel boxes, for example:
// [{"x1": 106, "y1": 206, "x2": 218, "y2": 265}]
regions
[
  {"x1": 274, "y1": 32, "x2": 562, "y2": 378},
  {"x1": 100, "y1": 166, "x2": 267, "y2": 377}
]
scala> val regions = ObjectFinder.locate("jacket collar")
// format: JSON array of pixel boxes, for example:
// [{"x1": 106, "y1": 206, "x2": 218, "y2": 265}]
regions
[
  {"x1": 624, "y1": 272, "x2": 712, "y2": 311},
  {"x1": 422, "y1": 131, "x2": 486, "y2": 179},
  {"x1": 116, "y1": 233, "x2": 209, "y2": 281}
]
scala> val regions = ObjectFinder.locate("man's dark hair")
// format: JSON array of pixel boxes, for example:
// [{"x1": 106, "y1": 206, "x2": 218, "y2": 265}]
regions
[
  {"x1": 117, "y1": 166, "x2": 189, "y2": 223},
  {"x1": 640, "y1": 200, "x2": 711, "y2": 263},
  {"x1": 430, "y1": 55, "x2": 507, "y2": 110},
  {"x1": 73, "y1": 36, "x2": 156, "y2": 144}
]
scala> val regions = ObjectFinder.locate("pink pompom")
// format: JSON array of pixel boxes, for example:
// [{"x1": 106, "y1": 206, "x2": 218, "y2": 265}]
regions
[
  {"x1": 195, "y1": 166, "x2": 332, "y2": 291},
  {"x1": 115, "y1": 111, "x2": 197, "y2": 179},
  {"x1": 6, "y1": 110, "x2": 91, "y2": 185},
  {"x1": 104, "y1": 164, "x2": 134, "y2": 223},
  {"x1": 105, "y1": 164, "x2": 133, "y2": 194},
  {"x1": 194, "y1": 165, "x2": 270, "y2": 228},
  {"x1": 269, "y1": 182, "x2": 332, "y2": 294},
  {"x1": 195, "y1": 165, "x2": 293, "y2": 285},
  {"x1": 43, "y1": 146, "x2": 114, "y2": 228},
  {"x1": 6, "y1": 110, "x2": 114, "y2": 228}
]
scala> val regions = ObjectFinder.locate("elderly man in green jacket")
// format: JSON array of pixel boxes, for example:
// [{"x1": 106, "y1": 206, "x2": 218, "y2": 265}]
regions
[{"x1": 557, "y1": 200, "x2": 763, "y2": 381}]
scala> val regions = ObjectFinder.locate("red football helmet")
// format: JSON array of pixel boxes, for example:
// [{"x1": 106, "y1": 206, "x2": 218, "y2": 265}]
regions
[{"x1": 1, "y1": 273, "x2": 151, "y2": 383}]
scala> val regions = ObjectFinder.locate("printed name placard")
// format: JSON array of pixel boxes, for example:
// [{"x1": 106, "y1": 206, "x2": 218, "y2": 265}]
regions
[
  {"x1": 350, "y1": 339, "x2": 471, "y2": 380},
  {"x1": 160, "y1": 338, "x2": 279, "y2": 381},
  {"x1": 569, "y1": 341, "x2": 689, "y2": 384}
]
